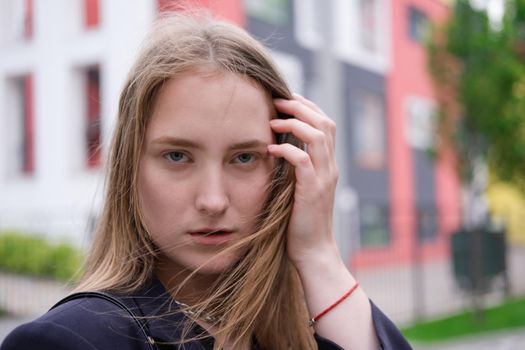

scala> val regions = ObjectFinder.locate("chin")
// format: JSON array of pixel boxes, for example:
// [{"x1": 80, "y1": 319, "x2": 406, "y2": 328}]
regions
[
  {"x1": 172, "y1": 251, "x2": 242, "y2": 276},
  {"x1": 190, "y1": 256, "x2": 240, "y2": 275}
]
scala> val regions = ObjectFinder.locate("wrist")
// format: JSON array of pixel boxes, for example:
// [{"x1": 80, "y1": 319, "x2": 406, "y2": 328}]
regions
[
  {"x1": 292, "y1": 239, "x2": 343, "y2": 270},
  {"x1": 296, "y1": 242, "x2": 362, "y2": 330}
]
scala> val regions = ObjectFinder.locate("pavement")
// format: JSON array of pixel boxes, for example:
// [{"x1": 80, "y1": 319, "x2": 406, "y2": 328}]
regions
[{"x1": 411, "y1": 327, "x2": 525, "y2": 350}]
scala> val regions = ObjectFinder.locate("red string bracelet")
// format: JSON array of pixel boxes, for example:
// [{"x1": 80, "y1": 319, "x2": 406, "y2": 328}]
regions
[{"x1": 308, "y1": 281, "x2": 360, "y2": 327}]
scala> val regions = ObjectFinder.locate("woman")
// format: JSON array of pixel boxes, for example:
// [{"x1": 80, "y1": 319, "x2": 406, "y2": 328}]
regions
[{"x1": 1, "y1": 14, "x2": 411, "y2": 350}]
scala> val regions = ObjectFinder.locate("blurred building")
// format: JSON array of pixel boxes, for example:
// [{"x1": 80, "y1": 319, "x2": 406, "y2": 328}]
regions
[
  {"x1": 0, "y1": 0, "x2": 157, "y2": 243},
  {"x1": 11, "y1": 0, "x2": 525, "y2": 327},
  {"x1": 0, "y1": 0, "x2": 460, "y2": 266},
  {"x1": 245, "y1": 0, "x2": 462, "y2": 272}
]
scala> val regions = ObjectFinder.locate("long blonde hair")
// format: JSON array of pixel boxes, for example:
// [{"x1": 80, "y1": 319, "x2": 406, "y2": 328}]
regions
[{"x1": 76, "y1": 14, "x2": 316, "y2": 349}]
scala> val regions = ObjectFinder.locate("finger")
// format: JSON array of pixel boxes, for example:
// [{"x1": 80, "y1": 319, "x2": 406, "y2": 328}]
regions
[
  {"x1": 274, "y1": 99, "x2": 321, "y2": 128},
  {"x1": 270, "y1": 118, "x2": 333, "y2": 169},
  {"x1": 267, "y1": 143, "x2": 316, "y2": 185},
  {"x1": 292, "y1": 93, "x2": 324, "y2": 115},
  {"x1": 274, "y1": 99, "x2": 336, "y2": 145}
]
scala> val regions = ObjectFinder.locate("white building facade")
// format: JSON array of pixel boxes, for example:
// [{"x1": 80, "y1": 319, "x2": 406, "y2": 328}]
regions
[{"x1": 0, "y1": 0, "x2": 157, "y2": 244}]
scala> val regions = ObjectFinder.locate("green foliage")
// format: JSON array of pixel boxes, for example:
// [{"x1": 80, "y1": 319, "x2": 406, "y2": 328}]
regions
[
  {"x1": 402, "y1": 296, "x2": 525, "y2": 342},
  {"x1": 429, "y1": 0, "x2": 525, "y2": 189},
  {"x1": 0, "y1": 231, "x2": 83, "y2": 282}
]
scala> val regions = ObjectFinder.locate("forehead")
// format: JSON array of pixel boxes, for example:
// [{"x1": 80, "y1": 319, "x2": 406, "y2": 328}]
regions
[{"x1": 146, "y1": 70, "x2": 274, "y2": 142}]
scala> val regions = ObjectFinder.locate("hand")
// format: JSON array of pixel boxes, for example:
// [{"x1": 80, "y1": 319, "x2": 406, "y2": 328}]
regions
[
  {"x1": 267, "y1": 94, "x2": 340, "y2": 269},
  {"x1": 268, "y1": 96, "x2": 380, "y2": 349}
]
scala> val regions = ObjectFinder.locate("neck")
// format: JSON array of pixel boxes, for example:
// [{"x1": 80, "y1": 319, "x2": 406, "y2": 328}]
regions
[{"x1": 154, "y1": 258, "x2": 220, "y2": 305}]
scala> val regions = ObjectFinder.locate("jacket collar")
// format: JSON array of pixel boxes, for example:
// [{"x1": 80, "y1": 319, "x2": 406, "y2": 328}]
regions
[{"x1": 129, "y1": 276, "x2": 214, "y2": 347}]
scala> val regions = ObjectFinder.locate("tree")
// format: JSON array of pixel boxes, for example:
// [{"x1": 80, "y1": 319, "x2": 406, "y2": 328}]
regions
[
  {"x1": 428, "y1": 0, "x2": 525, "y2": 320},
  {"x1": 430, "y1": 0, "x2": 525, "y2": 201}
]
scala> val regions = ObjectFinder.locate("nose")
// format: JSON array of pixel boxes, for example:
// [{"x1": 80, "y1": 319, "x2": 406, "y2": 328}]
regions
[{"x1": 195, "y1": 169, "x2": 230, "y2": 217}]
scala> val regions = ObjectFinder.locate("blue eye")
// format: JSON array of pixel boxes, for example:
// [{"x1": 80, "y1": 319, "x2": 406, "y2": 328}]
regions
[
  {"x1": 234, "y1": 153, "x2": 255, "y2": 164},
  {"x1": 165, "y1": 151, "x2": 189, "y2": 163}
]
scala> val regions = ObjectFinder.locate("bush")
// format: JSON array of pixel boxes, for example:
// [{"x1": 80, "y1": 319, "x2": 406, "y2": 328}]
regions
[{"x1": 0, "y1": 231, "x2": 83, "y2": 282}]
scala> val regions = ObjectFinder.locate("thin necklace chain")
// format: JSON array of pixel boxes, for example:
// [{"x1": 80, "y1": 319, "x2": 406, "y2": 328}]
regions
[{"x1": 172, "y1": 299, "x2": 218, "y2": 323}]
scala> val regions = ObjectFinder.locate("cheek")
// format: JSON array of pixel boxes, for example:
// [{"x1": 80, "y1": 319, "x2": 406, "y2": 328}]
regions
[
  {"x1": 138, "y1": 164, "x2": 185, "y2": 232},
  {"x1": 232, "y1": 173, "x2": 270, "y2": 213},
  {"x1": 138, "y1": 170, "x2": 164, "y2": 214}
]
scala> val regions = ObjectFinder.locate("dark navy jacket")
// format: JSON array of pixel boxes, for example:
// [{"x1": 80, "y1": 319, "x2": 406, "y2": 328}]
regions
[{"x1": 1, "y1": 277, "x2": 412, "y2": 349}]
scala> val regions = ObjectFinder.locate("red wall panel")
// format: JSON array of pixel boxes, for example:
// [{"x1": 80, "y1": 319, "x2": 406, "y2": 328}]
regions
[
  {"x1": 386, "y1": 0, "x2": 459, "y2": 264},
  {"x1": 157, "y1": 0, "x2": 245, "y2": 27},
  {"x1": 84, "y1": 0, "x2": 100, "y2": 28}
]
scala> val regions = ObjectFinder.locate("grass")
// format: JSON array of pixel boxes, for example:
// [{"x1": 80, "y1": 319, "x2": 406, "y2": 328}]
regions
[{"x1": 401, "y1": 296, "x2": 525, "y2": 342}]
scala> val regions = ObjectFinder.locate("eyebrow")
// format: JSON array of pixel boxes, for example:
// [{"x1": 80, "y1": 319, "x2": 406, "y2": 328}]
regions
[{"x1": 151, "y1": 136, "x2": 268, "y2": 150}]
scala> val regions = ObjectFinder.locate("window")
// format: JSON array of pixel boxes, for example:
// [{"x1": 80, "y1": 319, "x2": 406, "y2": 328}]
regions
[
  {"x1": 21, "y1": 76, "x2": 34, "y2": 174},
  {"x1": 245, "y1": 0, "x2": 290, "y2": 25},
  {"x1": 417, "y1": 206, "x2": 437, "y2": 242},
  {"x1": 23, "y1": 0, "x2": 33, "y2": 38},
  {"x1": 1, "y1": 0, "x2": 33, "y2": 43},
  {"x1": 293, "y1": 0, "x2": 323, "y2": 48},
  {"x1": 358, "y1": 0, "x2": 378, "y2": 52},
  {"x1": 405, "y1": 97, "x2": 436, "y2": 150},
  {"x1": 85, "y1": 67, "x2": 101, "y2": 168},
  {"x1": 359, "y1": 204, "x2": 390, "y2": 247},
  {"x1": 296, "y1": 0, "x2": 388, "y2": 59},
  {"x1": 5, "y1": 75, "x2": 34, "y2": 177},
  {"x1": 331, "y1": 0, "x2": 390, "y2": 73},
  {"x1": 84, "y1": 0, "x2": 100, "y2": 28},
  {"x1": 408, "y1": 7, "x2": 430, "y2": 44},
  {"x1": 353, "y1": 90, "x2": 385, "y2": 170}
]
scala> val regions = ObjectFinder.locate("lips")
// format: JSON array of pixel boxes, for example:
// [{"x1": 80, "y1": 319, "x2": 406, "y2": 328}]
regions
[{"x1": 189, "y1": 228, "x2": 234, "y2": 245}]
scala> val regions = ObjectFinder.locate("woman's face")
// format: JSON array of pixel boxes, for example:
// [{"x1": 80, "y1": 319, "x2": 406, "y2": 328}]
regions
[{"x1": 138, "y1": 70, "x2": 275, "y2": 275}]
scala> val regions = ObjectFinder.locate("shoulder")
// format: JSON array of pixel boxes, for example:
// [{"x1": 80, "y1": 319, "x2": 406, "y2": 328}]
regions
[
  {"x1": 370, "y1": 301, "x2": 413, "y2": 350},
  {"x1": 1, "y1": 297, "x2": 148, "y2": 350},
  {"x1": 1, "y1": 317, "x2": 97, "y2": 350}
]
